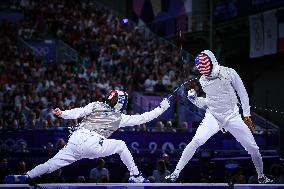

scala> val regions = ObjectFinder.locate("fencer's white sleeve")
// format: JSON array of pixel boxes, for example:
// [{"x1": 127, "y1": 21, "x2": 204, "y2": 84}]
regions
[
  {"x1": 61, "y1": 102, "x2": 95, "y2": 119},
  {"x1": 229, "y1": 68, "x2": 250, "y2": 116},
  {"x1": 119, "y1": 107, "x2": 165, "y2": 127},
  {"x1": 190, "y1": 97, "x2": 207, "y2": 109}
]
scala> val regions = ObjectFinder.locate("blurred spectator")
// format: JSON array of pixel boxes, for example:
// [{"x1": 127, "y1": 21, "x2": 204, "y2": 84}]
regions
[
  {"x1": 179, "y1": 121, "x2": 189, "y2": 132},
  {"x1": 43, "y1": 142, "x2": 55, "y2": 155},
  {"x1": 162, "y1": 153, "x2": 174, "y2": 172},
  {"x1": 24, "y1": 112, "x2": 40, "y2": 130},
  {"x1": 232, "y1": 167, "x2": 246, "y2": 184},
  {"x1": 55, "y1": 138, "x2": 66, "y2": 151},
  {"x1": 199, "y1": 172, "x2": 209, "y2": 183},
  {"x1": 42, "y1": 120, "x2": 49, "y2": 130},
  {"x1": 0, "y1": 119, "x2": 7, "y2": 130},
  {"x1": 76, "y1": 176, "x2": 86, "y2": 183},
  {"x1": 152, "y1": 159, "x2": 170, "y2": 183},
  {"x1": 144, "y1": 74, "x2": 157, "y2": 93},
  {"x1": 154, "y1": 121, "x2": 165, "y2": 132},
  {"x1": 0, "y1": 158, "x2": 11, "y2": 184},
  {"x1": 147, "y1": 176, "x2": 156, "y2": 183},
  {"x1": 89, "y1": 158, "x2": 109, "y2": 183},
  {"x1": 269, "y1": 164, "x2": 284, "y2": 183},
  {"x1": 165, "y1": 120, "x2": 176, "y2": 132},
  {"x1": 16, "y1": 161, "x2": 27, "y2": 175},
  {"x1": 10, "y1": 119, "x2": 19, "y2": 130},
  {"x1": 154, "y1": 79, "x2": 167, "y2": 94},
  {"x1": 46, "y1": 169, "x2": 65, "y2": 183},
  {"x1": 137, "y1": 123, "x2": 149, "y2": 132},
  {"x1": 16, "y1": 141, "x2": 29, "y2": 153},
  {"x1": 248, "y1": 170, "x2": 258, "y2": 184},
  {"x1": 121, "y1": 171, "x2": 130, "y2": 183},
  {"x1": 13, "y1": 105, "x2": 26, "y2": 122}
]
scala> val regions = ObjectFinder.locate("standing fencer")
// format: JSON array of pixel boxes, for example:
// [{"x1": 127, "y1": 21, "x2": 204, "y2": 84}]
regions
[
  {"x1": 165, "y1": 50, "x2": 273, "y2": 183},
  {"x1": 7, "y1": 90, "x2": 170, "y2": 183}
]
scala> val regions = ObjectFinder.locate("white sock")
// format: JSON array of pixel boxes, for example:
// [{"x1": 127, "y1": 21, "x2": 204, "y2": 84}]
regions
[
  {"x1": 174, "y1": 141, "x2": 199, "y2": 175},
  {"x1": 251, "y1": 151, "x2": 264, "y2": 178}
]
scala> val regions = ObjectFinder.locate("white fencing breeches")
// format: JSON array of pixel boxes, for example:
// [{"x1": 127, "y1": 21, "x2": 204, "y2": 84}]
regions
[
  {"x1": 224, "y1": 114, "x2": 263, "y2": 178},
  {"x1": 174, "y1": 110, "x2": 263, "y2": 178},
  {"x1": 174, "y1": 111, "x2": 220, "y2": 174},
  {"x1": 27, "y1": 129, "x2": 139, "y2": 178}
]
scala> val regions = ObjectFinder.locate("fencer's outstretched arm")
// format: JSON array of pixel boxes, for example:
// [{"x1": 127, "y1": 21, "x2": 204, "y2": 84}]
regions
[
  {"x1": 229, "y1": 68, "x2": 250, "y2": 116},
  {"x1": 57, "y1": 102, "x2": 96, "y2": 119},
  {"x1": 119, "y1": 99, "x2": 170, "y2": 127},
  {"x1": 187, "y1": 89, "x2": 207, "y2": 109}
]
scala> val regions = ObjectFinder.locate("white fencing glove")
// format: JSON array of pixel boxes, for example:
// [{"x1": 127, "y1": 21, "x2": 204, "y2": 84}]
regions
[
  {"x1": 53, "y1": 108, "x2": 62, "y2": 117},
  {"x1": 187, "y1": 89, "x2": 197, "y2": 101},
  {"x1": 160, "y1": 98, "x2": 170, "y2": 111}
]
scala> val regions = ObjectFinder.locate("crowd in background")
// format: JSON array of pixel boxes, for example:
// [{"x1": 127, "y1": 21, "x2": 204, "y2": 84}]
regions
[{"x1": 0, "y1": 0, "x2": 201, "y2": 131}]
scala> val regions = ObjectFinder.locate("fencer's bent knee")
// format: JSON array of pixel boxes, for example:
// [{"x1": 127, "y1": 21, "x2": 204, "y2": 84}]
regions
[
  {"x1": 115, "y1": 140, "x2": 127, "y2": 155},
  {"x1": 185, "y1": 139, "x2": 203, "y2": 151},
  {"x1": 191, "y1": 138, "x2": 204, "y2": 148},
  {"x1": 246, "y1": 144, "x2": 260, "y2": 156}
]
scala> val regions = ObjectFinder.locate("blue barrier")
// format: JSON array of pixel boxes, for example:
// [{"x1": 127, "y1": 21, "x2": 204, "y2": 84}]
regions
[{"x1": 0, "y1": 130, "x2": 279, "y2": 159}]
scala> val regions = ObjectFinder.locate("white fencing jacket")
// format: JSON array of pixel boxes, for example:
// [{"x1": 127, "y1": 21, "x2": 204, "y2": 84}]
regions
[
  {"x1": 190, "y1": 50, "x2": 250, "y2": 125},
  {"x1": 61, "y1": 102, "x2": 165, "y2": 138}
]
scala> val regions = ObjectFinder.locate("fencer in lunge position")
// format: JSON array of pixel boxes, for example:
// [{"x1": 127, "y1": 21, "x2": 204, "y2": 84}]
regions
[
  {"x1": 165, "y1": 50, "x2": 272, "y2": 184},
  {"x1": 8, "y1": 90, "x2": 170, "y2": 183}
]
